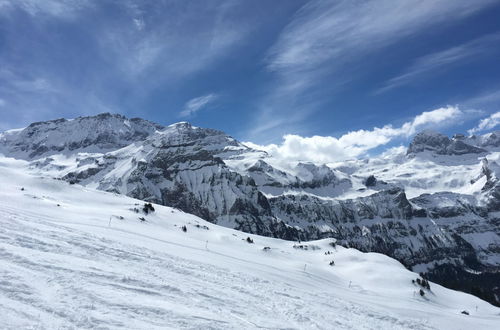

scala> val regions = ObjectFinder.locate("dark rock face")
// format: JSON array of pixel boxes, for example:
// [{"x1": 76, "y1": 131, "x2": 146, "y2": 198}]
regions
[
  {"x1": 407, "y1": 131, "x2": 486, "y2": 155},
  {"x1": 407, "y1": 131, "x2": 450, "y2": 154},
  {"x1": 364, "y1": 175, "x2": 377, "y2": 187},
  {"x1": 268, "y1": 189, "x2": 483, "y2": 270}
]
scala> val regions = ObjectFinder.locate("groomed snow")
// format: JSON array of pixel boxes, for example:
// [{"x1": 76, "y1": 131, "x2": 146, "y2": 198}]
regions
[{"x1": 0, "y1": 156, "x2": 498, "y2": 329}]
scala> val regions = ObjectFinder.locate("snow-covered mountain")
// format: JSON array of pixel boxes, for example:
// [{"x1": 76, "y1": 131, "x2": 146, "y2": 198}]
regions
[
  {"x1": 407, "y1": 130, "x2": 486, "y2": 155},
  {"x1": 1, "y1": 156, "x2": 499, "y2": 329},
  {"x1": 0, "y1": 113, "x2": 162, "y2": 159},
  {"x1": 1, "y1": 113, "x2": 499, "y2": 307}
]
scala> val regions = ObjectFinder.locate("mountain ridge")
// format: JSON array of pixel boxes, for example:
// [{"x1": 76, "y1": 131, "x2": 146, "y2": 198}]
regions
[{"x1": 1, "y1": 113, "x2": 499, "y2": 306}]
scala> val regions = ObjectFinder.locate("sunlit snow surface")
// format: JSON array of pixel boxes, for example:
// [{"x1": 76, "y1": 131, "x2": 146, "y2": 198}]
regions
[{"x1": 0, "y1": 157, "x2": 498, "y2": 329}]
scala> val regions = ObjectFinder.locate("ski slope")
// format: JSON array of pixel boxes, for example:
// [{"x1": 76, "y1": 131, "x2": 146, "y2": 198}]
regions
[{"x1": 0, "y1": 156, "x2": 498, "y2": 329}]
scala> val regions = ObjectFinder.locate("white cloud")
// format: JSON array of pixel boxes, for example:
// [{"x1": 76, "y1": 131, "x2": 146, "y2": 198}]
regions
[
  {"x1": 133, "y1": 18, "x2": 145, "y2": 31},
  {"x1": 179, "y1": 94, "x2": 218, "y2": 118},
  {"x1": 403, "y1": 106, "x2": 462, "y2": 134},
  {"x1": 13, "y1": 77, "x2": 57, "y2": 93},
  {"x1": 468, "y1": 112, "x2": 500, "y2": 135},
  {"x1": 377, "y1": 33, "x2": 500, "y2": 93},
  {"x1": 245, "y1": 106, "x2": 463, "y2": 163},
  {"x1": 463, "y1": 89, "x2": 500, "y2": 107},
  {"x1": 0, "y1": 0, "x2": 89, "y2": 19}
]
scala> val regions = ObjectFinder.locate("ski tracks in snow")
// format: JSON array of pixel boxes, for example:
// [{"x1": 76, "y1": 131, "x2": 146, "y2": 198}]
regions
[{"x1": 1, "y1": 208, "x2": 436, "y2": 329}]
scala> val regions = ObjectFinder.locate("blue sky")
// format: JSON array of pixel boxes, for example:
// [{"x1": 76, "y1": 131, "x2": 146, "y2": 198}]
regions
[{"x1": 1, "y1": 0, "x2": 500, "y2": 160}]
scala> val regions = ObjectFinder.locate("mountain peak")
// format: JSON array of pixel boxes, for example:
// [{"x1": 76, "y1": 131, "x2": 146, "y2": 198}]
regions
[
  {"x1": 407, "y1": 130, "x2": 485, "y2": 156},
  {"x1": 168, "y1": 121, "x2": 194, "y2": 129},
  {"x1": 407, "y1": 131, "x2": 450, "y2": 154},
  {"x1": 0, "y1": 113, "x2": 163, "y2": 159}
]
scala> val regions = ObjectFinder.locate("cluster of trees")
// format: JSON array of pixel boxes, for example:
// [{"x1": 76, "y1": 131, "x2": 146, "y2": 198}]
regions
[
  {"x1": 412, "y1": 273, "x2": 431, "y2": 297},
  {"x1": 143, "y1": 203, "x2": 155, "y2": 214},
  {"x1": 293, "y1": 244, "x2": 321, "y2": 251},
  {"x1": 426, "y1": 264, "x2": 500, "y2": 307},
  {"x1": 415, "y1": 277, "x2": 431, "y2": 290}
]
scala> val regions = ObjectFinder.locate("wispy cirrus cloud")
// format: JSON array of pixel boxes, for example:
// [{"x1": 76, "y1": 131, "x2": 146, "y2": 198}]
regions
[
  {"x1": 0, "y1": 1, "x2": 255, "y2": 129},
  {"x1": 463, "y1": 89, "x2": 500, "y2": 107},
  {"x1": 267, "y1": 0, "x2": 495, "y2": 73},
  {"x1": 0, "y1": 0, "x2": 90, "y2": 19},
  {"x1": 468, "y1": 111, "x2": 500, "y2": 134},
  {"x1": 376, "y1": 32, "x2": 500, "y2": 94},
  {"x1": 0, "y1": 68, "x2": 57, "y2": 94},
  {"x1": 246, "y1": 106, "x2": 464, "y2": 163},
  {"x1": 179, "y1": 94, "x2": 218, "y2": 118},
  {"x1": 97, "y1": 1, "x2": 254, "y2": 87},
  {"x1": 248, "y1": 0, "x2": 496, "y2": 140},
  {"x1": 0, "y1": 65, "x2": 114, "y2": 129}
]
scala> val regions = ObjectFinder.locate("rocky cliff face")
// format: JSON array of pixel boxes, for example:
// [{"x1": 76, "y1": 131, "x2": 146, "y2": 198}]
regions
[
  {"x1": 269, "y1": 188, "x2": 492, "y2": 267},
  {"x1": 243, "y1": 160, "x2": 352, "y2": 197},
  {"x1": 1, "y1": 113, "x2": 499, "y2": 305},
  {"x1": 407, "y1": 130, "x2": 486, "y2": 155}
]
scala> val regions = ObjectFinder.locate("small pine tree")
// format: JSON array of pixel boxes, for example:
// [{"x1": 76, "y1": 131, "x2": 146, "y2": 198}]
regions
[
  {"x1": 143, "y1": 203, "x2": 155, "y2": 214},
  {"x1": 246, "y1": 237, "x2": 254, "y2": 244},
  {"x1": 181, "y1": 225, "x2": 187, "y2": 232},
  {"x1": 419, "y1": 289, "x2": 425, "y2": 297}
]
